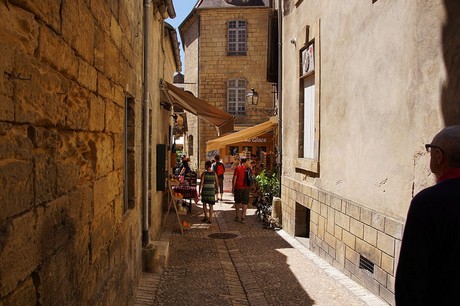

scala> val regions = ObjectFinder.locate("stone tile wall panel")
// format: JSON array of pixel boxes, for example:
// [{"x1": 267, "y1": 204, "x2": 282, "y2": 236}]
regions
[
  {"x1": 61, "y1": 0, "x2": 95, "y2": 64},
  {"x1": 9, "y1": 0, "x2": 61, "y2": 32},
  {"x1": 0, "y1": 211, "x2": 41, "y2": 296},
  {"x1": 14, "y1": 56, "x2": 69, "y2": 126},
  {"x1": 0, "y1": 3, "x2": 38, "y2": 56},
  {"x1": 38, "y1": 25, "x2": 79, "y2": 81},
  {"x1": 88, "y1": 94, "x2": 106, "y2": 131},
  {"x1": 89, "y1": 0, "x2": 112, "y2": 33},
  {"x1": 282, "y1": 177, "x2": 403, "y2": 305},
  {"x1": 65, "y1": 83, "x2": 91, "y2": 130},
  {"x1": 0, "y1": 43, "x2": 15, "y2": 121},
  {"x1": 106, "y1": 100, "x2": 124, "y2": 133},
  {"x1": 0, "y1": 160, "x2": 33, "y2": 219},
  {"x1": 1, "y1": 276, "x2": 37, "y2": 306},
  {"x1": 33, "y1": 152, "x2": 57, "y2": 204},
  {"x1": 78, "y1": 58, "x2": 98, "y2": 92}
]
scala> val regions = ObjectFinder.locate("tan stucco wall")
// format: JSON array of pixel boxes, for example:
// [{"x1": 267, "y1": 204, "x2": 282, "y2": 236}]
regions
[
  {"x1": 282, "y1": 0, "x2": 446, "y2": 220},
  {"x1": 281, "y1": 1, "x2": 450, "y2": 304}
]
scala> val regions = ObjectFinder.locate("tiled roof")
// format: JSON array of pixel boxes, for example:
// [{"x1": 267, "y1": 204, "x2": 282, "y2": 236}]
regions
[{"x1": 197, "y1": 0, "x2": 269, "y2": 9}]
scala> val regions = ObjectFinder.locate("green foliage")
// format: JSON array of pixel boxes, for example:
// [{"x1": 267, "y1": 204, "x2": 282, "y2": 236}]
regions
[{"x1": 255, "y1": 169, "x2": 280, "y2": 200}]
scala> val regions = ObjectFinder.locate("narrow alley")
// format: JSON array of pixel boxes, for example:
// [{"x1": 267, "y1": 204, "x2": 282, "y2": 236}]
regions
[{"x1": 132, "y1": 171, "x2": 388, "y2": 306}]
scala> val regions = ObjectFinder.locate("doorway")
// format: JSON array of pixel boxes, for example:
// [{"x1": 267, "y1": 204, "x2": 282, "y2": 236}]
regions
[{"x1": 295, "y1": 202, "x2": 310, "y2": 247}]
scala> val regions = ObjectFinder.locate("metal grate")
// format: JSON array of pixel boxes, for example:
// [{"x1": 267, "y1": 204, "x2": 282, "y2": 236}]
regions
[
  {"x1": 359, "y1": 255, "x2": 374, "y2": 274},
  {"x1": 208, "y1": 233, "x2": 239, "y2": 240}
]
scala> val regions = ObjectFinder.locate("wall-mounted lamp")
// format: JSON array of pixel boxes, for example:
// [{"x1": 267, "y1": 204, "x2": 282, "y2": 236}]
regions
[
  {"x1": 246, "y1": 88, "x2": 260, "y2": 106},
  {"x1": 246, "y1": 87, "x2": 277, "y2": 116}
]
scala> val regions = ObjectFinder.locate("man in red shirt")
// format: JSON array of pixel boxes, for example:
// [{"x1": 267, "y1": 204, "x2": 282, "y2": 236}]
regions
[{"x1": 232, "y1": 157, "x2": 250, "y2": 223}]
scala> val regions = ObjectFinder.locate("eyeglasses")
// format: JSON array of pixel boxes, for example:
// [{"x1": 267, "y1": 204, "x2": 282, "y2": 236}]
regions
[{"x1": 425, "y1": 144, "x2": 444, "y2": 153}]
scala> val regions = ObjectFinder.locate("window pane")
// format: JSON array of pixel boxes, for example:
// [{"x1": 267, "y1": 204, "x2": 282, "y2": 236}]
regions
[
  {"x1": 303, "y1": 76, "x2": 315, "y2": 159},
  {"x1": 227, "y1": 78, "x2": 246, "y2": 116},
  {"x1": 228, "y1": 20, "x2": 246, "y2": 55}
]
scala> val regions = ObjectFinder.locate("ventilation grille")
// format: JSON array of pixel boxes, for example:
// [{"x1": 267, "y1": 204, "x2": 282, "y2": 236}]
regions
[{"x1": 359, "y1": 255, "x2": 374, "y2": 274}]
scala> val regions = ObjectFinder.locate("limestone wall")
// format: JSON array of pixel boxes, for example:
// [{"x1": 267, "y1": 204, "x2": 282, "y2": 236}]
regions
[
  {"x1": 181, "y1": 7, "x2": 274, "y2": 171},
  {"x1": 0, "y1": 1, "x2": 172, "y2": 304},
  {"x1": 181, "y1": 16, "x2": 200, "y2": 167}
]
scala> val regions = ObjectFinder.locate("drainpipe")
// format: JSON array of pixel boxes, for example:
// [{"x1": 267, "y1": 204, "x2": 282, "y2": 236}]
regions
[
  {"x1": 277, "y1": 0, "x2": 283, "y2": 190},
  {"x1": 197, "y1": 16, "x2": 201, "y2": 171},
  {"x1": 142, "y1": 0, "x2": 151, "y2": 247}
]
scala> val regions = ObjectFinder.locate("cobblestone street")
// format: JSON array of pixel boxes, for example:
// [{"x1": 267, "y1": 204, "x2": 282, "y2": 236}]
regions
[{"x1": 132, "y1": 192, "x2": 389, "y2": 306}]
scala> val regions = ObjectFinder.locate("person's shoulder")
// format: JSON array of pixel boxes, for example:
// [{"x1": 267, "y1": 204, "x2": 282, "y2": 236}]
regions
[{"x1": 410, "y1": 183, "x2": 447, "y2": 211}]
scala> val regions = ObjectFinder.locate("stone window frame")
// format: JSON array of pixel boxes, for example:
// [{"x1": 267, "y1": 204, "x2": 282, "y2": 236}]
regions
[
  {"x1": 295, "y1": 20, "x2": 321, "y2": 174},
  {"x1": 227, "y1": 19, "x2": 247, "y2": 56},
  {"x1": 226, "y1": 78, "x2": 247, "y2": 116}
]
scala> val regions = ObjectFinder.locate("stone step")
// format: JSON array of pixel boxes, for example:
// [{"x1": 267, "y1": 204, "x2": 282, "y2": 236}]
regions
[{"x1": 142, "y1": 241, "x2": 170, "y2": 274}]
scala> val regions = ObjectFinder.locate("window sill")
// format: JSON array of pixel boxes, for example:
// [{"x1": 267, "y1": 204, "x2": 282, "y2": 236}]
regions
[{"x1": 295, "y1": 157, "x2": 319, "y2": 173}]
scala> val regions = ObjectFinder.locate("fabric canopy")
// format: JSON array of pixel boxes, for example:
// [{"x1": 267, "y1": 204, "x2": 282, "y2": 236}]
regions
[
  {"x1": 162, "y1": 81, "x2": 234, "y2": 136},
  {"x1": 206, "y1": 116, "x2": 278, "y2": 152}
]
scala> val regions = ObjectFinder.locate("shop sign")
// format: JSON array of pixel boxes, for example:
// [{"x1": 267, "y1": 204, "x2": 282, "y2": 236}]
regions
[{"x1": 242, "y1": 136, "x2": 267, "y2": 143}]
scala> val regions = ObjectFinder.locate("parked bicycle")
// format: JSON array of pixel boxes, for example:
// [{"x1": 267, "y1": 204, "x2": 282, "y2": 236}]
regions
[{"x1": 253, "y1": 169, "x2": 281, "y2": 230}]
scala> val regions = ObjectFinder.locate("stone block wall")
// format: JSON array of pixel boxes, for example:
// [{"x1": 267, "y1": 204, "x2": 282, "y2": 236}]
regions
[
  {"x1": 197, "y1": 8, "x2": 273, "y2": 169},
  {"x1": 182, "y1": 17, "x2": 200, "y2": 166},
  {"x1": 180, "y1": 7, "x2": 275, "y2": 171},
  {"x1": 281, "y1": 177, "x2": 403, "y2": 305},
  {"x1": 0, "y1": 1, "x2": 151, "y2": 304}
]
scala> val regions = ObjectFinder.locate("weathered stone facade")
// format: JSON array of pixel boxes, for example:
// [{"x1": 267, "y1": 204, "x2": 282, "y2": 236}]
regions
[
  {"x1": 280, "y1": 1, "x2": 459, "y2": 305},
  {"x1": 180, "y1": 2, "x2": 274, "y2": 170},
  {"x1": 0, "y1": 0, "x2": 178, "y2": 304}
]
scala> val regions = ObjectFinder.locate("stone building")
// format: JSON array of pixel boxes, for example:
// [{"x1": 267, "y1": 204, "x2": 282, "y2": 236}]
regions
[
  {"x1": 178, "y1": 0, "x2": 276, "y2": 170},
  {"x1": 0, "y1": 0, "x2": 180, "y2": 304},
  {"x1": 279, "y1": 0, "x2": 460, "y2": 305}
]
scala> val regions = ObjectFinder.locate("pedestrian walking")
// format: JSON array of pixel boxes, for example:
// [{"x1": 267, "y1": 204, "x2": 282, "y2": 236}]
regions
[
  {"x1": 198, "y1": 160, "x2": 219, "y2": 224},
  {"x1": 213, "y1": 154, "x2": 226, "y2": 202},
  {"x1": 179, "y1": 155, "x2": 191, "y2": 183},
  {"x1": 232, "y1": 157, "x2": 250, "y2": 223},
  {"x1": 395, "y1": 125, "x2": 460, "y2": 305}
]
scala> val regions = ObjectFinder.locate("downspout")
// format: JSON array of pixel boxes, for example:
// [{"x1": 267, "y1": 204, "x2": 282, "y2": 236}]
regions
[
  {"x1": 142, "y1": 0, "x2": 151, "y2": 246},
  {"x1": 277, "y1": 0, "x2": 283, "y2": 189},
  {"x1": 197, "y1": 16, "x2": 201, "y2": 171}
]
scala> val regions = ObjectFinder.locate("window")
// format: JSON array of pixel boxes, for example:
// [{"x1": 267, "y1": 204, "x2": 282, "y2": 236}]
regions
[
  {"x1": 229, "y1": 146, "x2": 239, "y2": 156},
  {"x1": 300, "y1": 74, "x2": 315, "y2": 159},
  {"x1": 188, "y1": 135, "x2": 193, "y2": 155},
  {"x1": 124, "y1": 97, "x2": 135, "y2": 212},
  {"x1": 296, "y1": 39, "x2": 320, "y2": 173},
  {"x1": 227, "y1": 79, "x2": 247, "y2": 116},
  {"x1": 299, "y1": 43, "x2": 316, "y2": 159},
  {"x1": 228, "y1": 20, "x2": 247, "y2": 56}
]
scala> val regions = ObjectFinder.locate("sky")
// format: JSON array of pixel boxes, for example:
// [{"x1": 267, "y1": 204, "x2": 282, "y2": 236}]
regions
[{"x1": 166, "y1": 0, "x2": 198, "y2": 72}]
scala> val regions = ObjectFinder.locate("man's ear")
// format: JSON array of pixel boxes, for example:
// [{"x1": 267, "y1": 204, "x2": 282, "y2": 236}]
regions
[{"x1": 436, "y1": 149, "x2": 445, "y2": 165}]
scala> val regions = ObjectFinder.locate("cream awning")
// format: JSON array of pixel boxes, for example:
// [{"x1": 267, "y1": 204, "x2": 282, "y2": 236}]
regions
[
  {"x1": 206, "y1": 116, "x2": 278, "y2": 152},
  {"x1": 161, "y1": 81, "x2": 234, "y2": 136}
]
